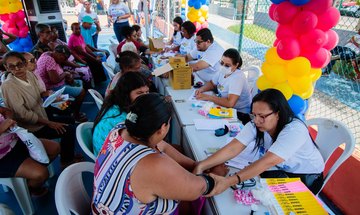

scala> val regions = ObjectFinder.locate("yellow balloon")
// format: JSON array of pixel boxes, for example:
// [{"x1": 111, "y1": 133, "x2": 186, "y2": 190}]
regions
[
  {"x1": 309, "y1": 68, "x2": 322, "y2": 82},
  {"x1": 198, "y1": 17, "x2": 205, "y2": 24},
  {"x1": 181, "y1": 3, "x2": 185, "y2": 8},
  {"x1": 189, "y1": 7, "x2": 196, "y2": 12},
  {"x1": 187, "y1": 14, "x2": 196, "y2": 23},
  {"x1": 265, "y1": 47, "x2": 286, "y2": 65},
  {"x1": 181, "y1": 0, "x2": 186, "y2": 4},
  {"x1": 288, "y1": 75, "x2": 312, "y2": 94},
  {"x1": 200, "y1": 5, "x2": 209, "y2": 12},
  {"x1": 297, "y1": 86, "x2": 314, "y2": 100},
  {"x1": 286, "y1": 57, "x2": 311, "y2": 77},
  {"x1": 273, "y1": 82, "x2": 293, "y2": 100},
  {"x1": 256, "y1": 75, "x2": 274, "y2": 91},
  {"x1": 262, "y1": 62, "x2": 287, "y2": 84}
]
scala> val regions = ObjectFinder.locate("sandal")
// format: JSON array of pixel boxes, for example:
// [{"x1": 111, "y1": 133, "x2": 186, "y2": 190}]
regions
[{"x1": 74, "y1": 112, "x2": 88, "y2": 123}]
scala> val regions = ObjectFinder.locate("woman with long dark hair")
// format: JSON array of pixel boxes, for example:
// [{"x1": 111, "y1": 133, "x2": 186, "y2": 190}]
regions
[
  {"x1": 194, "y1": 89, "x2": 325, "y2": 194},
  {"x1": 92, "y1": 72, "x2": 149, "y2": 156}
]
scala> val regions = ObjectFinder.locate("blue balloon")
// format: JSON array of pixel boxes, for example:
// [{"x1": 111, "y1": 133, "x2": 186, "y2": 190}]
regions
[
  {"x1": 300, "y1": 99, "x2": 309, "y2": 114},
  {"x1": 188, "y1": 0, "x2": 194, "y2": 7},
  {"x1": 270, "y1": 0, "x2": 286, "y2": 4},
  {"x1": 200, "y1": 0, "x2": 206, "y2": 5},
  {"x1": 194, "y1": 1, "x2": 201, "y2": 9},
  {"x1": 288, "y1": 95, "x2": 306, "y2": 115},
  {"x1": 290, "y1": 0, "x2": 310, "y2": 6},
  {"x1": 296, "y1": 113, "x2": 305, "y2": 122}
]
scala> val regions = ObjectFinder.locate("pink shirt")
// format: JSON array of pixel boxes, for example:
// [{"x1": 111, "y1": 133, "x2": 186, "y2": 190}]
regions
[
  {"x1": 0, "y1": 114, "x2": 18, "y2": 159},
  {"x1": 68, "y1": 33, "x2": 87, "y2": 59},
  {"x1": 35, "y1": 52, "x2": 65, "y2": 90}
]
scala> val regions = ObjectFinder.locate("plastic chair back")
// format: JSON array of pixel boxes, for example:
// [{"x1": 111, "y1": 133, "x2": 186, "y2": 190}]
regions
[
  {"x1": 102, "y1": 62, "x2": 116, "y2": 79},
  {"x1": 55, "y1": 162, "x2": 94, "y2": 215},
  {"x1": 76, "y1": 122, "x2": 96, "y2": 161},
  {"x1": 242, "y1": 65, "x2": 260, "y2": 98},
  {"x1": 88, "y1": 89, "x2": 104, "y2": 110},
  {"x1": 306, "y1": 118, "x2": 355, "y2": 192}
]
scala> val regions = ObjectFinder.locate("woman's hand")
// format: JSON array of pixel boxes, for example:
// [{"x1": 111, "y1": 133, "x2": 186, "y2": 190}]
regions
[
  {"x1": 204, "y1": 173, "x2": 230, "y2": 197},
  {"x1": 207, "y1": 163, "x2": 229, "y2": 177},
  {"x1": 195, "y1": 92, "x2": 209, "y2": 101},
  {"x1": 193, "y1": 162, "x2": 205, "y2": 174},
  {"x1": 0, "y1": 118, "x2": 17, "y2": 132},
  {"x1": 47, "y1": 121, "x2": 67, "y2": 134}
]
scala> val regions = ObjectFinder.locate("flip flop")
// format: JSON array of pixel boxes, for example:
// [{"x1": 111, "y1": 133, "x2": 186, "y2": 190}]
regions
[{"x1": 74, "y1": 112, "x2": 88, "y2": 123}]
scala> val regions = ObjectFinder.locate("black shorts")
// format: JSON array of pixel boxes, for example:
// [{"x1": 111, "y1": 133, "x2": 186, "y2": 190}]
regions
[{"x1": 0, "y1": 140, "x2": 30, "y2": 177}]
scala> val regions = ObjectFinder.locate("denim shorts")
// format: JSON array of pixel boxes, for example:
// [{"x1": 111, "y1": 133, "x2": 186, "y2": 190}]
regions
[{"x1": 53, "y1": 80, "x2": 83, "y2": 97}]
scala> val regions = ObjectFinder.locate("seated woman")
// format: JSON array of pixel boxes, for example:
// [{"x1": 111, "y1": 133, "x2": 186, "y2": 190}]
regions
[
  {"x1": 0, "y1": 106, "x2": 59, "y2": 196},
  {"x1": 68, "y1": 22, "x2": 107, "y2": 84},
  {"x1": 93, "y1": 72, "x2": 149, "y2": 156},
  {"x1": 116, "y1": 26, "x2": 141, "y2": 54},
  {"x1": 105, "y1": 51, "x2": 154, "y2": 96},
  {"x1": 35, "y1": 45, "x2": 87, "y2": 122},
  {"x1": 195, "y1": 48, "x2": 252, "y2": 124},
  {"x1": 48, "y1": 26, "x2": 92, "y2": 86},
  {"x1": 165, "y1": 16, "x2": 183, "y2": 52},
  {"x1": 194, "y1": 89, "x2": 325, "y2": 194},
  {"x1": 178, "y1": 21, "x2": 197, "y2": 55},
  {"x1": 92, "y1": 93, "x2": 214, "y2": 214},
  {"x1": 1, "y1": 51, "x2": 78, "y2": 168}
]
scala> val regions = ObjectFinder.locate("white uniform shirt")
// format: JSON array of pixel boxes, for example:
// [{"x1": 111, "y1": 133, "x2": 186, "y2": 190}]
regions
[
  {"x1": 179, "y1": 35, "x2": 196, "y2": 55},
  {"x1": 173, "y1": 31, "x2": 183, "y2": 46},
  {"x1": 108, "y1": 3, "x2": 130, "y2": 23},
  {"x1": 235, "y1": 119, "x2": 325, "y2": 174},
  {"x1": 211, "y1": 69, "x2": 251, "y2": 113},
  {"x1": 78, "y1": 11, "x2": 99, "y2": 26},
  {"x1": 190, "y1": 41, "x2": 224, "y2": 82}
]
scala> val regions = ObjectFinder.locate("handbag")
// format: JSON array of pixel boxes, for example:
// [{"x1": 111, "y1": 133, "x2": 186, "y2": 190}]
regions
[{"x1": 10, "y1": 126, "x2": 49, "y2": 164}]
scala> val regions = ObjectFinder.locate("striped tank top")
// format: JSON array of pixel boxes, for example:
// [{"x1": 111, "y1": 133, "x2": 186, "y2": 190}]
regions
[{"x1": 92, "y1": 123, "x2": 178, "y2": 214}]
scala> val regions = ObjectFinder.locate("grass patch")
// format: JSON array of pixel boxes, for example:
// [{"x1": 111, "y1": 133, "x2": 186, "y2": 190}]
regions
[{"x1": 228, "y1": 24, "x2": 276, "y2": 47}]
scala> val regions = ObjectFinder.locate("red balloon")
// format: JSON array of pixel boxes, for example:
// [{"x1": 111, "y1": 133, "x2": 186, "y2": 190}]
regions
[
  {"x1": 19, "y1": 28, "x2": 28, "y2": 38},
  {"x1": 269, "y1": 4, "x2": 278, "y2": 21},
  {"x1": 303, "y1": 0, "x2": 332, "y2": 15},
  {"x1": 16, "y1": 10, "x2": 26, "y2": 19},
  {"x1": 273, "y1": 2, "x2": 299, "y2": 25},
  {"x1": 201, "y1": 21, "x2": 208, "y2": 29},
  {"x1": 276, "y1": 25, "x2": 298, "y2": 39},
  {"x1": 323, "y1": 29, "x2": 339, "y2": 50},
  {"x1": 7, "y1": 27, "x2": 19, "y2": 36},
  {"x1": 1, "y1": 23, "x2": 9, "y2": 32},
  {"x1": 0, "y1": 14, "x2": 10, "y2": 22},
  {"x1": 193, "y1": 22, "x2": 201, "y2": 32},
  {"x1": 17, "y1": 20, "x2": 27, "y2": 27},
  {"x1": 9, "y1": 13, "x2": 18, "y2": 21},
  {"x1": 291, "y1": 10, "x2": 318, "y2": 35},
  {"x1": 277, "y1": 37, "x2": 301, "y2": 60},
  {"x1": 299, "y1": 29, "x2": 327, "y2": 53},
  {"x1": 301, "y1": 48, "x2": 330, "y2": 68},
  {"x1": 317, "y1": 7, "x2": 340, "y2": 31}
]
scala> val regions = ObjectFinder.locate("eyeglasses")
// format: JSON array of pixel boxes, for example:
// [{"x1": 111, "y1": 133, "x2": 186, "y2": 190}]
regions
[
  {"x1": 6, "y1": 62, "x2": 26, "y2": 70},
  {"x1": 27, "y1": 58, "x2": 36, "y2": 64},
  {"x1": 219, "y1": 61, "x2": 232, "y2": 68},
  {"x1": 195, "y1": 40, "x2": 205, "y2": 45},
  {"x1": 249, "y1": 112, "x2": 274, "y2": 123}
]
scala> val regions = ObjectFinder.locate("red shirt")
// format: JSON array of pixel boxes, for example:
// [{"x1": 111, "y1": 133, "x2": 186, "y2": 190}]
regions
[{"x1": 116, "y1": 39, "x2": 141, "y2": 54}]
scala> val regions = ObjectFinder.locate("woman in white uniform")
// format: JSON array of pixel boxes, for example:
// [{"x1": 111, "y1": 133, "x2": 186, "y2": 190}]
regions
[
  {"x1": 195, "y1": 48, "x2": 252, "y2": 124},
  {"x1": 194, "y1": 89, "x2": 325, "y2": 194}
]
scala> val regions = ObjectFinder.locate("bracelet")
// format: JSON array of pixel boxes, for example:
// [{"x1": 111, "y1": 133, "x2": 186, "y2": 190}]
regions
[
  {"x1": 235, "y1": 174, "x2": 241, "y2": 185},
  {"x1": 197, "y1": 174, "x2": 215, "y2": 195}
]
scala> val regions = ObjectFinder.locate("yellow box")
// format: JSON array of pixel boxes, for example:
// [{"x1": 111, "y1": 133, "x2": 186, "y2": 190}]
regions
[
  {"x1": 148, "y1": 37, "x2": 164, "y2": 52},
  {"x1": 169, "y1": 57, "x2": 192, "y2": 90}
]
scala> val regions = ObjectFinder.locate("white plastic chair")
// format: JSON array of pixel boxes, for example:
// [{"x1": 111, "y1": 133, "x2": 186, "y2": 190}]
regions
[
  {"x1": 88, "y1": 89, "x2": 104, "y2": 110},
  {"x1": 306, "y1": 118, "x2": 355, "y2": 193},
  {"x1": 55, "y1": 162, "x2": 94, "y2": 215},
  {"x1": 0, "y1": 178, "x2": 34, "y2": 214},
  {"x1": 242, "y1": 65, "x2": 261, "y2": 98},
  {"x1": 76, "y1": 122, "x2": 96, "y2": 161},
  {"x1": 102, "y1": 62, "x2": 115, "y2": 79}
]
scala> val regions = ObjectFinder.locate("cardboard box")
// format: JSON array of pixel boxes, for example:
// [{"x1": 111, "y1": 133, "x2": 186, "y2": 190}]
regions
[
  {"x1": 152, "y1": 57, "x2": 192, "y2": 90},
  {"x1": 148, "y1": 37, "x2": 165, "y2": 52}
]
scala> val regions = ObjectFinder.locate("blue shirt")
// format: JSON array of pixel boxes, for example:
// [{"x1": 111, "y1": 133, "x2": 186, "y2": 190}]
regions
[
  {"x1": 92, "y1": 105, "x2": 127, "y2": 156},
  {"x1": 80, "y1": 25, "x2": 96, "y2": 47}
]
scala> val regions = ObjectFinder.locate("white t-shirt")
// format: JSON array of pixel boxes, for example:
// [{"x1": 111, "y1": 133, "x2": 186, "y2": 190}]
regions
[
  {"x1": 78, "y1": 11, "x2": 99, "y2": 25},
  {"x1": 345, "y1": 34, "x2": 360, "y2": 55},
  {"x1": 75, "y1": 3, "x2": 84, "y2": 16},
  {"x1": 108, "y1": 3, "x2": 130, "y2": 23},
  {"x1": 173, "y1": 31, "x2": 183, "y2": 46},
  {"x1": 190, "y1": 41, "x2": 224, "y2": 82},
  {"x1": 179, "y1": 35, "x2": 196, "y2": 55},
  {"x1": 211, "y1": 69, "x2": 251, "y2": 113},
  {"x1": 235, "y1": 119, "x2": 325, "y2": 174}
]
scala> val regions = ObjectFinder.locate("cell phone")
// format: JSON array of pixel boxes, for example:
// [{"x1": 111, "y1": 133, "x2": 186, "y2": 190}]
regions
[{"x1": 174, "y1": 99, "x2": 186, "y2": 103}]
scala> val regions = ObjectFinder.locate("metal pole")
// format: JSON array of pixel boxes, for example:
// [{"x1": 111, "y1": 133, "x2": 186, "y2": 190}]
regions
[
  {"x1": 167, "y1": 0, "x2": 170, "y2": 38},
  {"x1": 144, "y1": 0, "x2": 149, "y2": 38},
  {"x1": 237, "y1": 0, "x2": 246, "y2": 52}
]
